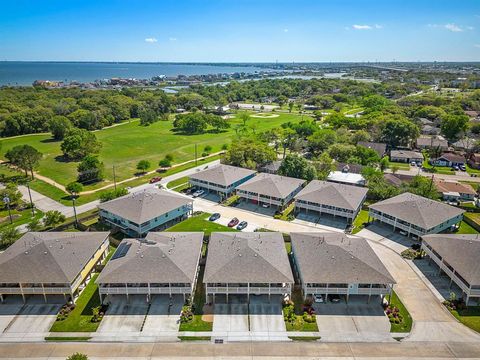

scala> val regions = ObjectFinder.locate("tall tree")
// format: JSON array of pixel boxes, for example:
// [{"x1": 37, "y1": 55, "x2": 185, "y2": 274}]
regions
[
  {"x1": 5, "y1": 145, "x2": 42, "y2": 179},
  {"x1": 61, "y1": 128, "x2": 102, "y2": 160},
  {"x1": 278, "y1": 154, "x2": 316, "y2": 181},
  {"x1": 77, "y1": 155, "x2": 105, "y2": 184}
]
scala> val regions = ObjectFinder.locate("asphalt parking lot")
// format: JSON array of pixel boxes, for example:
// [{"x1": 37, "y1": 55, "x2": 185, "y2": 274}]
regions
[{"x1": 294, "y1": 211, "x2": 348, "y2": 230}]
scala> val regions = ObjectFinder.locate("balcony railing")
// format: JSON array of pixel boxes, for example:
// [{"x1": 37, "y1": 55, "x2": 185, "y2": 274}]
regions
[
  {"x1": 206, "y1": 286, "x2": 290, "y2": 294},
  {"x1": 0, "y1": 287, "x2": 71, "y2": 294},
  {"x1": 296, "y1": 203, "x2": 355, "y2": 218},
  {"x1": 99, "y1": 286, "x2": 192, "y2": 295},
  {"x1": 303, "y1": 286, "x2": 389, "y2": 295}
]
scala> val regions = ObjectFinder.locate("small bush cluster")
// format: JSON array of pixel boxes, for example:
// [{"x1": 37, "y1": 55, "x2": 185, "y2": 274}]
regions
[
  {"x1": 401, "y1": 248, "x2": 422, "y2": 260},
  {"x1": 91, "y1": 305, "x2": 107, "y2": 323},
  {"x1": 180, "y1": 305, "x2": 194, "y2": 323},
  {"x1": 57, "y1": 303, "x2": 76, "y2": 321},
  {"x1": 282, "y1": 300, "x2": 297, "y2": 323},
  {"x1": 385, "y1": 305, "x2": 403, "y2": 324},
  {"x1": 443, "y1": 292, "x2": 466, "y2": 311}
]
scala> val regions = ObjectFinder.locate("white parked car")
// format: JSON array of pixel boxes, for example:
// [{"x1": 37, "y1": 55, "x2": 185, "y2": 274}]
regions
[
  {"x1": 192, "y1": 189, "x2": 205, "y2": 198},
  {"x1": 261, "y1": 203, "x2": 270, "y2": 208},
  {"x1": 313, "y1": 294, "x2": 324, "y2": 303}
]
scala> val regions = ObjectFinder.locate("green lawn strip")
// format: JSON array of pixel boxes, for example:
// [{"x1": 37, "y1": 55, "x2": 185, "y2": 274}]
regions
[
  {"x1": 385, "y1": 291, "x2": 412, "y2": 333},
  {"x1": 274, "y1": 202, "x2": 295, "y2": 221},
  {"x1": 167, "y1": 212, "x2": 237, "y2": 235},
  {"x1": 0, "y1": 208, "x2": 43, "y2": 231},
  {"x1": 389, "y1": 162, "x2": 410, "y2": 170},
  {"x1": 45, "y1": 336, "x2": 91, "y2": 342},
  {"x1": 178, "y1": 336, "x2": 211, "y2": 341},
  {"x1": 285, "y1": 318, "x2": 319, "y2": 332},
  {"x1": 455, "y1": 221, "x2": 478, "y2": 234},
  {"x1": 50, "y1": 274, "x2": 102, "y2": 332},
  {"x1": 179, "y1": 314, "x2": 212, "y2": 332},
  {"x1": 450, "y1": 306, "x2": 480, "y2": 333},
  {"x1": 466, "y1": 165, "x2": 480, "y2": 175},
  {"x1": 351, "y1": 209, "x2": 369, "y2": 234},
  {"x1": 166, "y1": 176, "x2": 189, "y2": 189},
  {"x1": 0, "y1": 112, "x2": 305, "y2": 187}
]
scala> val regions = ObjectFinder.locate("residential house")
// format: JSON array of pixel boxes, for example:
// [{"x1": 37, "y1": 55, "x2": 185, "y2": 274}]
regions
[
  {"x1": 327, "y1": 171, "x2": 366, "y2": 187},
  {"x1": 421, "y1": 124, "x2": 441, "y2": 136},
  {"x1": 468, "y1": 153, "x2": 480, "y2": 169},
  {"x1": 430, "y1": 153, "x2": 465, "y2": 167},
  {"x1": 335, "y1": 163, "x2": 364, "y2": 174},
  {"x1": 390, "y1": 150, "x2": 424, "y2": 163},
  {"x1": 416, "y1": 136, "x2": 449, "y2": 151},
  {"x1": 258, "y1": 160, "x2": 283, "y2": 174},
  {"x1": 290, "y1": 232, "x2": 395, "y2": 302},
  {"x1": 0, "y1": 232, "x2": 110, "y2": 303},
  {"x1": 96, "y1": 232, "x2": 203, "y2": 303},
  {"x1": 236, "y1": 173, "x2": 306, "y2": 210},
  {"x1": 422, "y1": 234, "x2": 480, "y2": 304},
  {"x1": 294, "y1": 180, "x2": 368, "y2": 223},
  {"x1": 368, "y1": 192, "x2": 464, "y2": 238},
  {"x1": 188, "y1": 164, "x2": 257, "y2": 200},
  {"x1": 204, "y1": 232, "x2": 294, "y2": 302},
  {"x1": 98, "y1": 188, "x2": 193, "y2": 237},
  {"x1": 434, "y1": 180, "x2": 476, "y2": 202},
  {"x1": 383, "y1": 173, "x2": 414, "y2": 187},
  {"x1": 452, "y1": 138, "x2": 477, "y2": 152},
  {"x1": 357, "y1": 142, "x2": 387, "y2": 158}
]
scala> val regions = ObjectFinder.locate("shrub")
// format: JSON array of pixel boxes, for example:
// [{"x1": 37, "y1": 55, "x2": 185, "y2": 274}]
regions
[{"x1": 180, "y1": 305, "x2": 194, "y2": 323}]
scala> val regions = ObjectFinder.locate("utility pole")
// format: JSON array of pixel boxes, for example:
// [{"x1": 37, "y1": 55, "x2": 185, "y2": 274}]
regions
[
  {"x1": 195, "y1": 143, "x2": 198, "y2": 167},
  {"x1": 72, "y1": 196, "x2": 78, "y2": 228},
  {"x1": 113, "y1": 165, "x2": 117, "y2": 191}
]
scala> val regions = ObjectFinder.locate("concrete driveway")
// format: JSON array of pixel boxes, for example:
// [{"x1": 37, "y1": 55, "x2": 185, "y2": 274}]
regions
[
  {"x1": 294, "y1": 211, "x2": 348, "y2": 230},
  {"x1": 142, "y1": 295, "x2": 183, "y2": 335},
  {"x1": 213, "y1": 217, "x2": 259, "y2": 232},
  {"x1": 0, "y1": 295, "x2": 63, "y2": 341},
  {"x1": 249, "y1": 295, "x2": 287, "y2": 341},
  {"x1": 314, "y1": 296, "x2": 393, "y2": 342},
  {"x1": 96, "y1": 295, "x2": 149, "y2": 335},
  {"x1": 212, "y1": 295, "x2": 249, "y2": 341}
]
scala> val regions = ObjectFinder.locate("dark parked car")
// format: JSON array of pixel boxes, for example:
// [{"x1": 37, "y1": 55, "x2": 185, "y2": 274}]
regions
[
  {"x1": 228, "y1": 217, "x2": 239, "y2": 227},
  {"x1": 149, "y1": 176, "x2": 162, "y2": 184},
  {"x1": 236, "y1": 221, "x2": 248, "y2": 230},
  {"x1": 209, "y1": 213, "x2": 221, "y2": 221}
]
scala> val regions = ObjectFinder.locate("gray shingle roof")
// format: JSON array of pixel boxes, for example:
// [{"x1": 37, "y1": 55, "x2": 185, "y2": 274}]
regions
[
  {"x1": 369, "y1": 192, "x2": 464, "y2": 230},
  {"x1": 357, "y1": 142, "x2": 387, "y2": 158},
  {"x1": 189, "y1": 164, "x2": 256, "y2": 187},
  {"x1": 0, "y1": 232, "x2": 109, "y2": 284},
  {"x1": 422, "y1": 234, "x2": 480, "y2": 287},
  {"x1": 295, "y1": 180, "x2": 367, "y2": 211},
  {"x1": 390, "y1": 150, "x2": 423, "y2": 160},
  {"x1": 98, "y1": 188, "x2": 192, "y2": 224},
  {"x1": 96, "y1": 232, "x2": 203, "y2": 285},
  {"x1": 291, "y1": 232, "x2": 395, "y2": 284},
  {"x1": 236, "y1": 173, "x2": 306, "y2": 199},
  {"x1": 204, "y1": 232, "x2": 294, "y2": 284}
]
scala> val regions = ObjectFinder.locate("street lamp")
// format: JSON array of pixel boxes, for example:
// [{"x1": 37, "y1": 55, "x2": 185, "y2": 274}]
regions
[
  {"x1": 3, "y1": 195, "x2": 12, "y2": 224},
  {"x1": 72, "y1": 194, "x2": 78, "y2": 228},
  {"x1": 24, "y1": 180, "x2": 35, "y2": 217}
]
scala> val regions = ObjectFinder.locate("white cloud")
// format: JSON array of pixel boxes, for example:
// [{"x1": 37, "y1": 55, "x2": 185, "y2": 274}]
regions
[
  {"x1": 284, "y1": 28, "x2": 289, "y2": 33},
  {"x1": 444, "y1": 23, "x2": 463, "y2": 32},
  {"x1": 169, "y1": 37, "x2": 177, "y2": 41},
  {"x1": 374, "y1": 24, "x2": 383, "y2": 29},
  {"x1": 352, "y1": 24, "x2": 372, "y2": 30},
  {"x1": 145, "y1": 38, "x2": 158, "y2": 43}
]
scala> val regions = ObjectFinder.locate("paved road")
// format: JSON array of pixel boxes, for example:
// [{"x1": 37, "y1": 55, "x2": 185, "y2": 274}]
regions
[
  {"x1": 358, "y1": 226, "x2": 480, "y2": 343},
  {"x1": 387, "y1": 167, "x2": 480, "y2": 183},
  {"x1": 1, "y1": 341, "x2": 480, "y2": 359}
]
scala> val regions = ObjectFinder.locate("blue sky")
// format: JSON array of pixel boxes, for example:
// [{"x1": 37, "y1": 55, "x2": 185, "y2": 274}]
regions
[{"x1": 1, "y1": 0, "x2": 479, "y2": 62}]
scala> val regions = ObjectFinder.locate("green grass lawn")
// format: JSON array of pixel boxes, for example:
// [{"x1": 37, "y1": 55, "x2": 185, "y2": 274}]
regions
[
  {"x1": 167, "y1": 212, "x2": 237, "y2": 235},
  {"x1": 455, "y1": 220, "x2": 478, "y2": 234},
  {"x1": 50, "y1": 273, "x2": 102, "y2": 332},
  {"x1": 0, "y1": 207, "x2": 43, "y2": 231},
  {"x1": 389, "y1": 162, "x2": 410, "y2": 170},
  {"x1": 466, "y1": 164, "x2": 480, "y2": 175},
  {"x1": 166, "y1": 176, "x2": 189, "y2": 189},
  {"x1": 351, "y1": 209, "x2": 369, "y2": 234},
  {"x1": 450, "y1": 307, "x2": 480, "y2": 333},
  {"x1": 386, "y1": 291, "x2": 413, "y2": 333},
  {"x1": 285, "y1": 317, "x2": 319, "y2": 332},
  {"x1": 0, "y1": 112, "x2": 306, "y2": 189}
]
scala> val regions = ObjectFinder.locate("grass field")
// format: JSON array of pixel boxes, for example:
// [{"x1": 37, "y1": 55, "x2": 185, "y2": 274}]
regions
[
  {"x1": 0, "y1": 112, "x2": 306, "y2": 189},
  {"x1": 351, "y1": 209, "x2": 369, "y2": 234},
  {"x1": 386, "y1": 291, "x2": 412, "y2": 333},
  {"x1": 450, "y1": 306, "x2": 480, "y2": 334},
  {"x1": 167, "y1": 212, "x2": 238, "y2": 235},
  {"x1": 456, "y1": 220, "x2": 478, "y2": 234}
]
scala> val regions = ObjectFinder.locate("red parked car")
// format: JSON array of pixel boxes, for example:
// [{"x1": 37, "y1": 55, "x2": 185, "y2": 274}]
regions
[
  {"x1": 228, "y1": 217, "x2": 239, "y2": 227},
  {"x1": 149, "y1": 176, "x2": 162, "y2": 184}
]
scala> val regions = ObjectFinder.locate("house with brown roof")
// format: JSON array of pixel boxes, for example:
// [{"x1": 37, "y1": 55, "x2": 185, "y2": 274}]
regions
[
  {"x1": 368, "y1": 192, "x2": 464, "y2": 238},
  {"x1": 290, "y1": 232, "x2": 395, "y2": 302},
  {"x1": 416, "y1": 136, "x2": 449, "y2": 151},
  {"x1": 204, "y1": 232, "x2": 294, "y2": 302},
  {"x1": 468, "y1": 153, "x2": 480, "y2": 169},
  {"x1": 0, "y1": 232, "x2": 110, "y2": 303},
  {"x1": 96, "y1": 232, "x2": 203, "y2": 302},
  {"x1": 390, "y1": 150, "x2": 424, "y2": 164},
  {"x1": 294, "y1": 180, "x2": 368, "y2": 223},
  {"x1": 430, "y1": 153, "x2": 465, "y2": 167},
  {"x1": 357, "y1": 142, "x2": 387, "y2": 158},
  {"x1": 98, "y1": 188, "x2": 193, "y2": 237},
  {"x1": 434, "y1": 180, "x2": 476, "y2": 201},
  {"x1": 236, "y1": 173, "x2": 306, "y2": 210},
  {"x1": 422, "y1": 234, "x2": 480, "y2": 304}
]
